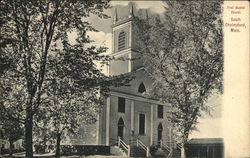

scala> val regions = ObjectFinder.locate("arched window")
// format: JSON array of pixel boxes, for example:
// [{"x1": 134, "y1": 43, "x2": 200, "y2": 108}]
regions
[
  {"x1": 118, "y1": 117, "x2": 124, "y2": 126},
  {"x1": 118, "y1": 31, "x2": 126, "y2": 51},
  {"x1": 138, "y1": 83, "x2": 146, "y2": 93},
  {"x1": 158, "y1": 123, "x2": 163, "y2": 131}
]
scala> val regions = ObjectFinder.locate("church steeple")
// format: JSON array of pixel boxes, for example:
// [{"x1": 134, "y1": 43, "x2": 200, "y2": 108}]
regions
[
  {"x1": 109, "y1": 3, "x2": 142, "y2": 76},
  {"x1": 113, "y1": 8, "x2": 118, "y2": 24},
  {"x1": 128, "y1": 2, "x2": 134, "y2": 18}
]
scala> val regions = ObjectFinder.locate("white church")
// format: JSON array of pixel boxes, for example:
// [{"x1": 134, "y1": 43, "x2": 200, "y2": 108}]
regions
[
  {"x1": 65, "y1": 3, "x2": 175, "y2": 157},
  {"x1": 97, "y1": 3, "x2": 173, "y2": 147}
]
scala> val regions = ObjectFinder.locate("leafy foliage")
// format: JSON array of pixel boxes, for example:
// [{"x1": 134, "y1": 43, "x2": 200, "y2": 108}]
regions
[
  {"x1": 134, "y1": 1, "x2": 223, "y2": 148},
  {"x1": 0, "y1": 119, "x2": 24, "y2": 156},
  {"x1": 0, "y1": 0, "x2": 132, "y2": 157},
  {"x1": 1, "y1": 120, "x2": 23, "y2": 143}
]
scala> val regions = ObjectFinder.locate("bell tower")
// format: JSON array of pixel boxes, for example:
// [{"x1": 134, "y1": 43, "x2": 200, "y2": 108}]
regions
[{"x1": 109, "y1": 2, "x2": 142, "y2": 76}]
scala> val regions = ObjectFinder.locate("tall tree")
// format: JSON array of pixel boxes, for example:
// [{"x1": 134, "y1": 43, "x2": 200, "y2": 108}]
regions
[
  {"x1": 0, "y1": 1, "x2": 131, "y2": 157},
  {"x1": 34, "y1": 42, "x2": 120, "y2": 157},
  {"x1": 134, "y1": 1, "x2": 223, "y2": 158}
]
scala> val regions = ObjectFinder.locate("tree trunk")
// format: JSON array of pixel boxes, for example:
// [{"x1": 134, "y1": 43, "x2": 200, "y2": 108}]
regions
[
  {"x1": 9, "y1": 140, "x2": 13, "y2": 157},
  {"x1": 25, "y1": 109, "x2": 33, "y2": 158},
  {"x1": 43, "y1": 135, "x2": 46, "y2": 153},
  {"x1": 181, "y1": 143, "x2": 186, "y2": 158},
  {"x1": 55, "y1": 133, "x2": 61, "y2": 158}
]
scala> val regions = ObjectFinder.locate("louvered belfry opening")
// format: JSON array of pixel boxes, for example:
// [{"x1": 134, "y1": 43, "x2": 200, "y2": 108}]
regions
[{"x1": 118, "y1": 31, "x2": 126, "y2": 51}]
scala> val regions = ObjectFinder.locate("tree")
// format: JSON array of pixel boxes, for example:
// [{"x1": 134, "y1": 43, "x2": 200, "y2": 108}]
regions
[
  {"x1": 0, "y1": 1, "x2": 131, "y2": 157},
  {"x1": 134, "y1": 1, "x2": 223, "y2": 158},
  {"x1": 32, "y1": 31, "x2": 131, "y2": 157},
  {"x1": 35, "y1": 90, "x2": 102, "y2": 157}
]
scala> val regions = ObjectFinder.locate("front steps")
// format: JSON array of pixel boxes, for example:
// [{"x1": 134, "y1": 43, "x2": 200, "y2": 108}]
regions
[
  {"x1": 130, "y1": 145, "x2": 147, "y2": 157},
  {"x1": 115, "y1": 145, "x2": 147, "y2": 157},
  {"x1": 170, "y1": 148, "x2": 181, "y2": 158},
  {"x1": 154, "y1": 148, "x2": 169, "y2": 157},
  {"x1": 115, "y1": 145, "x2": 180, "y2": 158},
  {"x1": 110, "y1": 146, "x2": 127, "y2": 156}
]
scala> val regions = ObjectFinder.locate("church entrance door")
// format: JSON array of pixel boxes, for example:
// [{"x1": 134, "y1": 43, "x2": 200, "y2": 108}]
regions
[
  {"x1": 118, "y1": 118, "x2": 124, "y2": 140},
  {"x1": 158, "y1": 123, "x2": 163, "y2": 146}
]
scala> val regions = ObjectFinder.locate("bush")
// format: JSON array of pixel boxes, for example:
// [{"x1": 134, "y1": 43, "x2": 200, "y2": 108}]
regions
[
  {"x1": 1, "y1": 148, "x2": 10, "y2": 154},
  {"x1": 149, "y1": 145, "x2": 158, "y2": 156},
  {"x1": 60, "y1": 145, "x2": 110, "y2": 156},
  {"x1": 34, "y1": 144, "x2": 46, "y2": 153},
  {"x1": 1, "y1": 148, "x2": 25, "y2": 154}
]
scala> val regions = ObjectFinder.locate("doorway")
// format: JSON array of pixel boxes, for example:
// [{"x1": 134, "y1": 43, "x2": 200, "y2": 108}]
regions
[
  {"x1": 158, "y1": 123, "x2": 163, "y2": 146},
  {"x1": 118, "y1": 117, "x2": 125, "y2": 140}
]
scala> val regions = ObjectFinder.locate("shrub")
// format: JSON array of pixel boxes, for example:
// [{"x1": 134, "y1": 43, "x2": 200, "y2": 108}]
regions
[{"x1": 149, "y1": 145, "x2": 158, "y2": 156}]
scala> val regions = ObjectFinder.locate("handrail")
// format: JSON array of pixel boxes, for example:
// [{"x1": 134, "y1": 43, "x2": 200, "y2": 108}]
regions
[
  {"x1": 160, "y1": 140, "x2": 171, "y2": 151},
  {"x1": 121, "y1": 140, "x2": 128, "y2": 150},
  {"x1": 176, "y1": 143, "x2": 182, "y2": 150},
  {"x1": 160, "y1": 140, "x2": 173, "y2": 158},
  {"x1": 137, "y1": 138, "x2": 150, "y2": 157},
  {"x1": 137, "y1": 139, "x2": 147, "y2": 151},
  {"x1": 118, "y1": 137, "x2": 130, "y2": 156},
  {"x1": 167, "y1": 149, "x2": 173, "y2": 158}
]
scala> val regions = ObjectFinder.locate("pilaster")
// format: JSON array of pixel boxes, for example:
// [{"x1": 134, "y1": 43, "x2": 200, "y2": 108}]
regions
[
  {"x1": 106, "y1": 97, "x2": 110, "y2": 145},
  {"x1": 131, "y1": 100, "x2": 134, "y2": 132},
  {"x1": 150, "y1": 104, "x2": 154, "y2": 145}
]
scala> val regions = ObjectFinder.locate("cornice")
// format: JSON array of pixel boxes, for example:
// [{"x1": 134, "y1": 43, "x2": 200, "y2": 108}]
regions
[{"x1": 110, "y1": 90, "x2": 171, "y2": 107}]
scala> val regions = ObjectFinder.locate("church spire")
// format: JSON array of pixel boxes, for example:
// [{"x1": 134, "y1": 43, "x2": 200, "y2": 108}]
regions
[
  {"x1": 113, "y1": 8, "x2": 118, "y2": 24},
  {"x1": 128, "y1": 2, "x2": 134, "y2": 18}
]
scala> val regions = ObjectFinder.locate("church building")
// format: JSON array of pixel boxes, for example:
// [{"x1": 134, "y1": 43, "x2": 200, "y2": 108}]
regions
[
  {"x1": 96, "y1": 3, "x2": 173, "y2": 148},
  {"x1": 62, "y1": 4, "x2": 174, "y2": 155}
]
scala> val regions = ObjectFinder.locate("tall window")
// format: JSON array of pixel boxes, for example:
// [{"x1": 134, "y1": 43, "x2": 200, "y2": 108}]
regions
[
  {"x1": 118, "y1": 31, "x2": 126, "y2": 51},
  {"x1": 138, "y1": 83, "x2": 146, "y2": 93},
  {"x1": 139, "y1": 113, "x2": 145, "y2": 135},
  {"x1": 158, "y1": 105, "x2": 163, "y2": 118},
  {"x1": 118, "y1": 97, "x2": 125, "y2": 113}
]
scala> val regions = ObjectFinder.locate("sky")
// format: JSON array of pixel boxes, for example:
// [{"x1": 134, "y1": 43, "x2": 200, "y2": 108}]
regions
[{"x1": 85, "y1": 1, "x2": 223, "y2": 139}]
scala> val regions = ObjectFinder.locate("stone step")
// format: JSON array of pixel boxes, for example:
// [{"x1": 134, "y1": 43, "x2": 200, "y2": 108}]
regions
[
  {"x1": 171, "y1": 148, "x2": 181, "y2": 157},
  {"x1": 110, "y1": 146, "x2": 127, "y2": 156},
  {"x1": 130, "y1": 146, "x2": 146, "y2": 157}
]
